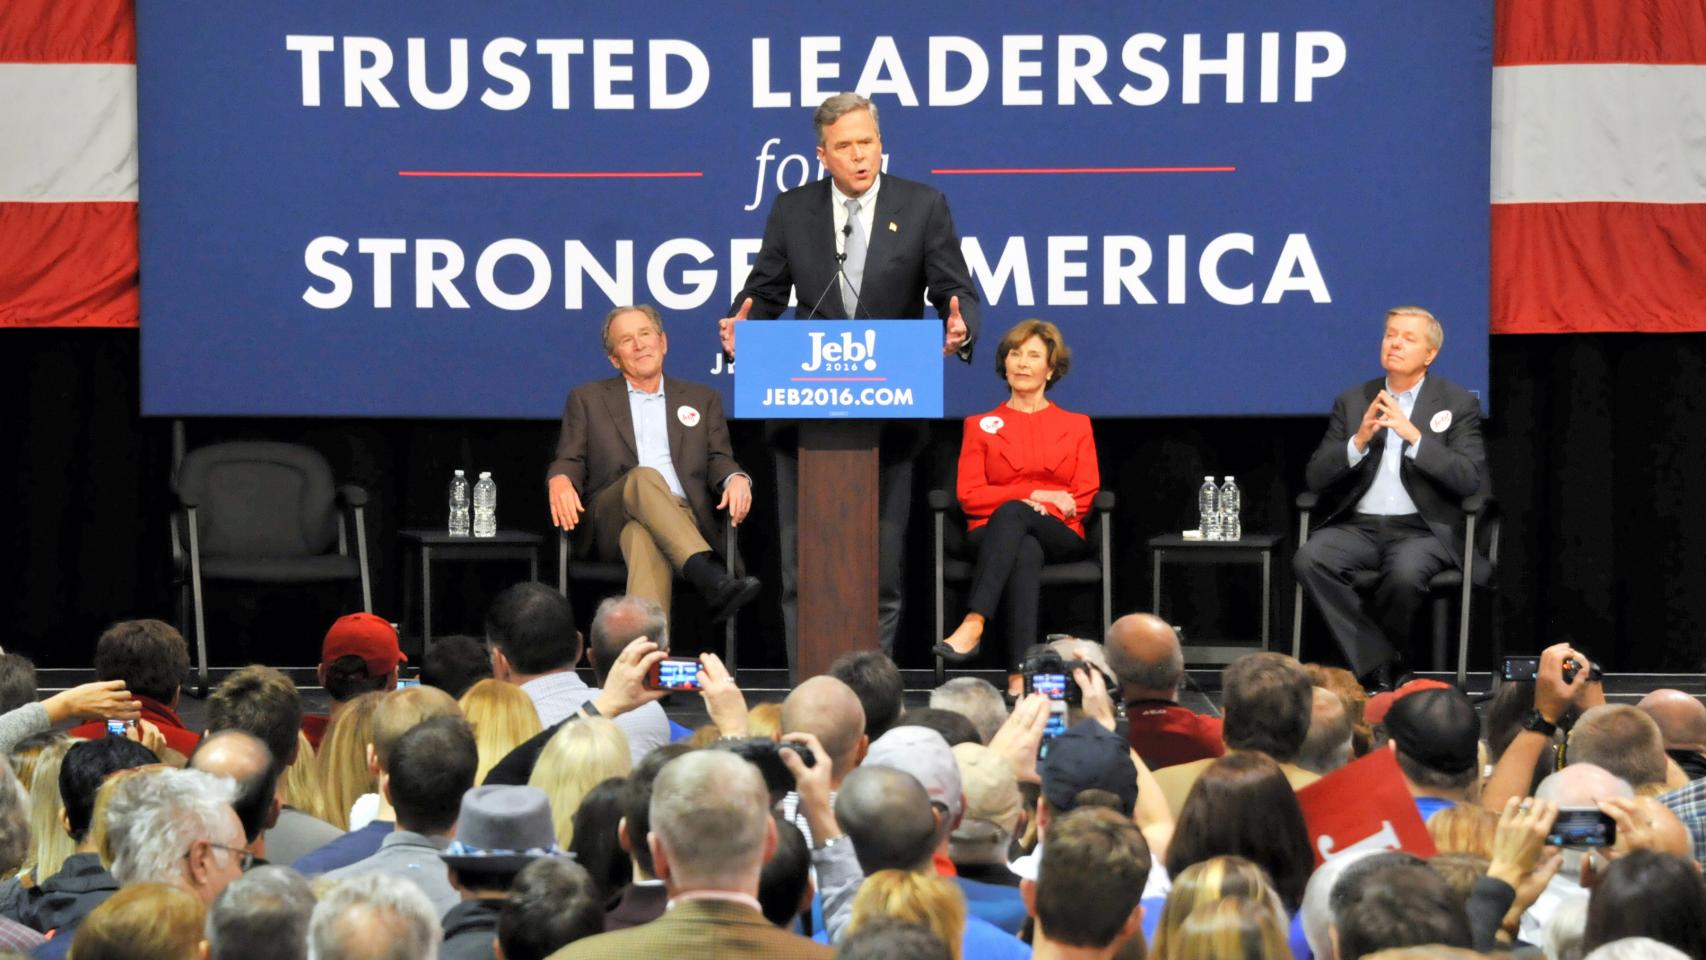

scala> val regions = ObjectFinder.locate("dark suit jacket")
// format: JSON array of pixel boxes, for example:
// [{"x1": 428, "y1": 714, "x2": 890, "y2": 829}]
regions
[
  {"x1": 732, "y1": 174, "x2": 981, "y2": 455},
  {"x1": 551, "y1": 899, "x2": 832, "y2": 960},
  {"x1": 1304, "y1": 374, "x2": 1489, "y2": 566},
  {"x1": 604, "y1": 882, "x2": 667, "y2": 931},
  {"x1": 546, "y1": 375, "x2": 742, "y2": 541}
]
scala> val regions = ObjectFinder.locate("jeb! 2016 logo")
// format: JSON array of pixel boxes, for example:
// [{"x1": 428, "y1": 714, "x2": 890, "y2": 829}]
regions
[{"x1": 801, "y1": 330, "x2": 877, "y2": 373}]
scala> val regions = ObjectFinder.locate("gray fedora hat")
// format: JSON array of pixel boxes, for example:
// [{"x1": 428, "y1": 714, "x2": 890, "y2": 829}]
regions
[{"x1": 440, "y1": 785, "x2": 567, "y2": 872}]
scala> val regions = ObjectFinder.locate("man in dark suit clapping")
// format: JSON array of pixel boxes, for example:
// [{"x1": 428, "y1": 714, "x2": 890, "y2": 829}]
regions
[
  {"x1": 547, "y1": 305, "x2": 760, "y2": 622},
  {"x1": 1294, "y1": 306, "x2": 1490, "y2": 685}
]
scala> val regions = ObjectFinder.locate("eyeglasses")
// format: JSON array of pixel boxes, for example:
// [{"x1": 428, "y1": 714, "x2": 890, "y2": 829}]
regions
[{"x1": 190, "y1": 842, "x2": 256, "y2": 872}]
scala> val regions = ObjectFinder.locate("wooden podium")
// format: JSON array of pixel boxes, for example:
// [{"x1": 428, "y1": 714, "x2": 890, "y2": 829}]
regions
[
  {"x1": 732, "y1": 319, "x2": 943, "y2": 681},
  {"x1": 795, "y1": 421, "x2": 882, "y2": 679}
]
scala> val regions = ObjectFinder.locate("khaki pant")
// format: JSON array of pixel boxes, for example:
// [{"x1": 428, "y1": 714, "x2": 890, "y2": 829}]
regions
[{"x1": 590, "y1": 467, "x2": 711, "y2": 610}]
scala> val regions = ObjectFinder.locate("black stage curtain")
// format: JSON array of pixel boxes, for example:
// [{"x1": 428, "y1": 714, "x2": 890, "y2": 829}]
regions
[{"x1": 4, "y1": 329, "x2": 1699, "y2": 673}]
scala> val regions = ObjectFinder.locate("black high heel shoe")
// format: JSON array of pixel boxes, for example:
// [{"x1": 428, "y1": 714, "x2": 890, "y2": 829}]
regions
[{"x1": 932, "y1": 640, "x2": 983, "y2": 664}]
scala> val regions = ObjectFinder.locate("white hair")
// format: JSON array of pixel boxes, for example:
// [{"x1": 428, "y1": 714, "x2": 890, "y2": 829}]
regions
[
  {"x1": 650, "y1": 750, "x2": 769, "y2": 889},
  {"x1": 1544, "y1": 896, "x2": 1589, "y2": 960},
  {"x1": 108, "y1": 768, "x2": 241, "y2": 887},
  {"x1": 1300, "y1": 848, "x2": 1380, "y2": 959},
  {"x1": 930, "y1": 678, "x2": 1008, "y2": 744},
  {"x1": 207, "y1": 865, "x2": 317, "y2": 960},
  {"x1": 1583, "y1": 938, "x2": 1691, "y2": 960},
  {"x1": 308, "y1": 873, "x2": 441, "y2": 960}
]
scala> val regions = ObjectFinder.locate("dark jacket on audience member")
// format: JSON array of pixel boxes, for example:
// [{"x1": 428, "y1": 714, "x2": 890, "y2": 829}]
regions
[
  {"x1": 24, "y1": 853, "x2": 118, "y2": 936},
  {"x1": 483, "y1": 719, "x2": 568, "y2": 785},
  {"x1": 440, "y1": 899, "x2": 503, "y2": 960},
  {"x1": 604, "y1": 881, "x2": 668, "y2": 931},
  {"x1": 291, "y1": 819, "x2": 393, "y2": 875}
]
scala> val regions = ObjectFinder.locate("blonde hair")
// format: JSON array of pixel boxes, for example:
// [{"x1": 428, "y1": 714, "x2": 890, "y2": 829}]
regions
[
  {"x1": 68, "y1": 882, "x2": 207, "y2": 960},
  {"x1": 9, "y1": 732, "x2": 66, "y2": 793},
  {"x1": 1153, "y1": 856, "x2": 1286, "y2": 960},
  {"x1": 315, "y1": 691, "x2": 381, "y2": 829},
  {"x1": 847, "y1": 869, "x2": 966, "y2": 960},
  {"x1": 279, "y1": 730, "x2": 323, "y2": 817},
  {"x1": 21, "y1": 738, "x2": 73, "y2": 883},
  {"x1": 747, "y1": 703, "x2": 783, "y2": 741},
  {"x1": 458, "y1": 679, "x2": 542, "y2": 785},
  {"x1": 528, "y1": 717, "x2": 630, "y2": 848},
  {"x1": 371, "y1": 685, "x2": 463, "y2": 769},
  {"x1": 1161, "y1": 895, "x2": 1291, "y2": 960},
  {"x1": 1427, "y1": 803, "x2": 1497, "y2": 858}
]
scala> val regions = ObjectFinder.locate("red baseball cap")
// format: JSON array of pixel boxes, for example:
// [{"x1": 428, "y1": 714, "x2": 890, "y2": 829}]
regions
[
  {"x1": 321, "y1": 613, "x2": 406, "y2": 675},
  {"x1": 1364, "y1": 678, "x2": 1450, "y2": 725}
]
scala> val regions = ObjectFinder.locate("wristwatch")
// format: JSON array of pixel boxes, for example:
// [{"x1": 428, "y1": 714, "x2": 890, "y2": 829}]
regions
[{"x1": 1521, "y1": 709, "x2": 1557, "y2": 737}]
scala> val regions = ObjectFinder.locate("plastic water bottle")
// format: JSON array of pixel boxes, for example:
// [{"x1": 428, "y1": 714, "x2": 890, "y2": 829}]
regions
[
  {"x1": 1220, "y1": 476, "x2": 1242, "y2": 541},
  {"x1": 1198, "y1": 476, "x2": 1221, "y2": 541},
  {"x1": 448, "y1": 470, "x2": 471, "y2": 537},
  {"x1": 472, "y1": 471, "x2": 497, "y2": 538}
]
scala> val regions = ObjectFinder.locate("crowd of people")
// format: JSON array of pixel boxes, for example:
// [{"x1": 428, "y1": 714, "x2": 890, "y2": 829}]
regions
[{"x1": 0, "y1": 596, "x2": 1701, "y2": 960}]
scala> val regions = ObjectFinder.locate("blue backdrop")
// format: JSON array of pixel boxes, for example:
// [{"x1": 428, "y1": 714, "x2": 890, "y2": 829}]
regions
[{"x1": 137, "y1": 2, "x2": 1491, "y2": 419}]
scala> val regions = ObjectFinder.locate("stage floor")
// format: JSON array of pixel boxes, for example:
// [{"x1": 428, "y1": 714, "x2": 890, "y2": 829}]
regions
[{"x1": 37, "y1": 667, "x2": 1706, "y2": 738}]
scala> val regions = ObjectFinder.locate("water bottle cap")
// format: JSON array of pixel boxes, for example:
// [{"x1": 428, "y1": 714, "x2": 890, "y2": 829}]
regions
[
  {"x1": 479, "y1": 471, "x2": 492, "y2": 479},
  {"x1": 1223, "y1": 476, "x2": 1234, "y2": 481},
  {"x1": 454, "y1": 469, "x2": 465, "y2": 476},
  {"x1": 1204, "y1": 476, "x2": 1214, "y2": 481}
]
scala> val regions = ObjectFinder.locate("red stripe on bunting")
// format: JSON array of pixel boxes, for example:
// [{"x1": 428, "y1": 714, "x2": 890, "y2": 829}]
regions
[
  {"x1": 0, "y1": 203, "x2": 139, "y2": 327},
  {"x1": 0, "y1": 0, "x2": 134, "y2": 63},
  {"x1": 1496, "y1": 0, "x2": 1706, "y2": 65},
  {"x1": 1491, "y1": 202, "x2": 1706, "y2": 334}
]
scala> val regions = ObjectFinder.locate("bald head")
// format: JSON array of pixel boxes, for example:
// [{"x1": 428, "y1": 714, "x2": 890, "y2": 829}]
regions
[
  {"x1": 834, "y1": 765, "x2": 938, "y2": 874},
  {"x1": 1297, "y1": 687, "x2": 1353, "y2": 776},
  {"x1": 782, "y1": 675, "x2": 867, "y2": 781},
  {"x1": 190, "y1": 729, "x2": 277, "y2": 843},
  {"x1": 1536, "y1": 763, "x2": 1634, "y2": 806},
  {"x1": 1638, "y1": 690, "x2": 1706, "y2": 751},
  {"x1": 1103, "y1": 614, "x2": 1183, "y2": 698}
]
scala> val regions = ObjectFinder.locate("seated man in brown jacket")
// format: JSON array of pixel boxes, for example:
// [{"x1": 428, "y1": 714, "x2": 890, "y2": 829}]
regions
[{"x1": 547, "y1": 304, "x2": 759, "y2": 620}]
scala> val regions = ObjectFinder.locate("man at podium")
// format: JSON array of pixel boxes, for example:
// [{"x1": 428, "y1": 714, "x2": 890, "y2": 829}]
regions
[
  {"x1": 719, "y1": 92, "x2": 982, "y2": 663},
  {"x1": 547, "y1": 305, "x2": 762, "y2": 622}
]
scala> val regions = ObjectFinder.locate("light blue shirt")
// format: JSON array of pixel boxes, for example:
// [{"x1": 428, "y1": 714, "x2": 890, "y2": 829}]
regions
[
  {"x1": 626, "y1": 376, "x2": 688, "y2": 499},
  {"x1": 1348, "y1": 377, "x2": 1424, "y2": 516}
]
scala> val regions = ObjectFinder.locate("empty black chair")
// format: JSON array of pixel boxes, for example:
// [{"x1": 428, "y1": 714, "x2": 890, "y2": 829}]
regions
[{"x1": 172, "y1": 441, "x2": 373, "y2": 694}]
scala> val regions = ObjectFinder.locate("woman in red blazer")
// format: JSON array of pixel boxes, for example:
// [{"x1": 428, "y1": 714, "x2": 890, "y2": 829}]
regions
[{"x1": 935, "y1": 320, "x2": 1099, "y2": 694}]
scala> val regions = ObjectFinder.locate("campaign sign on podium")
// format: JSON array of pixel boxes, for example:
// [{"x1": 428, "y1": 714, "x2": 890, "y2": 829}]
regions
[{"x1": 733, "y1": 320, "x2": 943, "y2": 420}]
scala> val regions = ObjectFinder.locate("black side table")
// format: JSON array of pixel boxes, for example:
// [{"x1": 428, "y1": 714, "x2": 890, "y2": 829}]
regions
[
  {"x1": 400, "y1": 529, "x2": 542, "y2": 650},
  {"x1": 1148, "y1": 533, "x2": 1283, "y2": 664}
]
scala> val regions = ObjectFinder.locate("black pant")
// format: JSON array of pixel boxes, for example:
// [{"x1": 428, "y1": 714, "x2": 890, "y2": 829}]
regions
[
  {"x1": 774, "y1": 450, "x2": 911, "y2": 671},
  {"x1": 965, "y1": 500, "x2": 1091, "y2": 671},
  {"x1": 1292, "y1": 513, "x2": 1454, "y2": 678}
]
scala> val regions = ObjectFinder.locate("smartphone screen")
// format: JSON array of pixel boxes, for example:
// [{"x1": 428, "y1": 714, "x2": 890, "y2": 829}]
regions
[
  {"x1": 1030, "y1": 673, "x2": 1068, "y2": 700},
  {"x1": 396, "y1": 677, "x2": 420, "y2": 689},
  {"x1": 105, "y1": 720, "x2": 129, "y2": 737},
  {"x1": 1547, "y1": 807, "x2": 1616, "y2": 847},
  {"x1": 1502, "y1": 657, "x2": 1539, "y2": 682},
  {"x1": 1043, "y1": 704, "x2": 1068, "y2": 739},
  {"x1": 649, "y1": 657, "x2": 702, "y2": 691}
]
